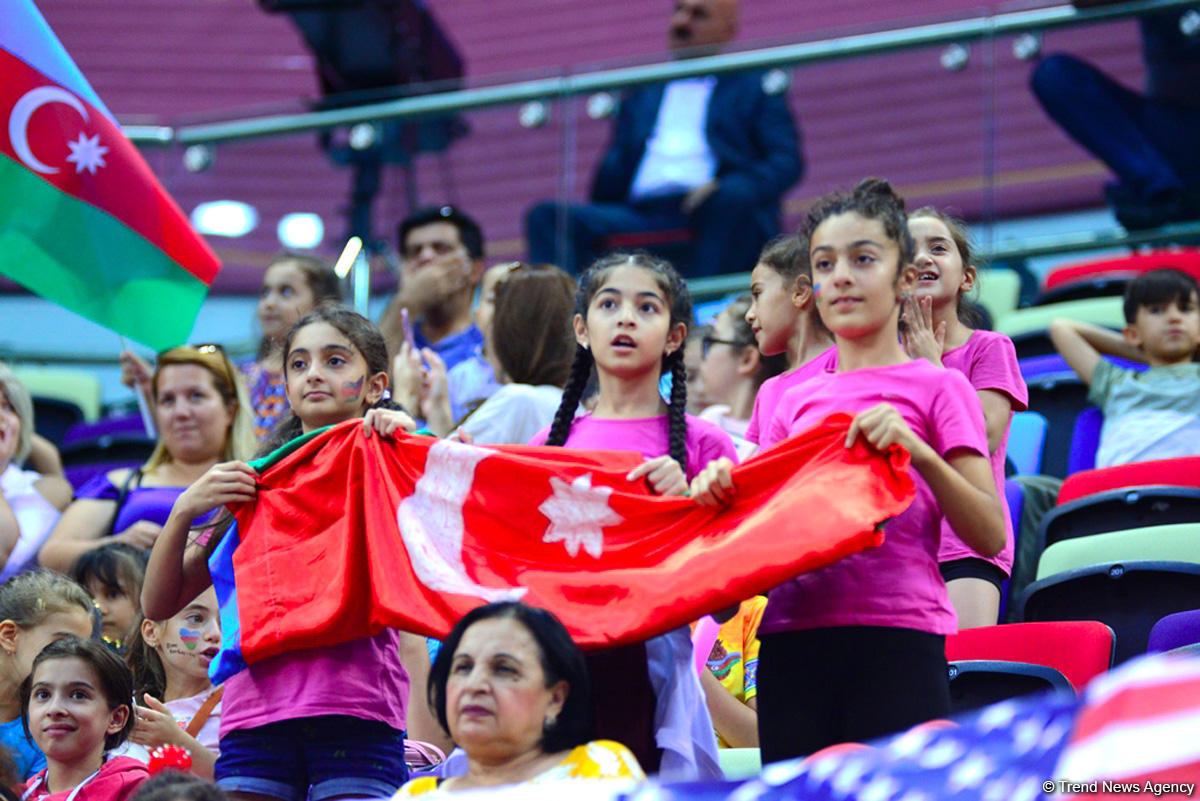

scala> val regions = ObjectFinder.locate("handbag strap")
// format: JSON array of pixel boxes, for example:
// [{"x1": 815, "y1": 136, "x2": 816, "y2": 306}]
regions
[
  {"x1": 103, "y1": 467, "x2": 143, "y2": 539},
  {"x1": 184, "y1": 685, "x2": 224, "y2": 738}
]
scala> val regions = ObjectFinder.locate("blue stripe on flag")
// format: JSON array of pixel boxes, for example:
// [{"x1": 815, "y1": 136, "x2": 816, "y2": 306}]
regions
[
  {"x1": 208, "y1": 518, "x2": 247, "y2": 684},
  {"x1": 1, "y1": 0, "x2": 113, "y2": 119}
]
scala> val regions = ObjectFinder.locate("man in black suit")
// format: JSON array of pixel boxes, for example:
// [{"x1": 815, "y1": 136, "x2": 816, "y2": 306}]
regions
[{"x1": 525, "y1": 0, "x2": 803, "y2": 277}]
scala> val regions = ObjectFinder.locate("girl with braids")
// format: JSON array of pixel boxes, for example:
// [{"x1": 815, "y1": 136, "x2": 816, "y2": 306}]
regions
[
  {"x1": 531, "y1": 252, "x2": 735, "y2": 779},
  {"x1": 143, "y1": 306, "x2": 426, "y2": 800},
  {"x1": 693, "y1": 179, "x2": 1005, "y2": 761}
]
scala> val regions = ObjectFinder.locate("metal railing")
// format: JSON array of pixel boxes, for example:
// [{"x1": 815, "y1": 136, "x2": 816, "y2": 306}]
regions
[{"x1": 123, "y1": 0, "x2": 1194, "y2": 147}]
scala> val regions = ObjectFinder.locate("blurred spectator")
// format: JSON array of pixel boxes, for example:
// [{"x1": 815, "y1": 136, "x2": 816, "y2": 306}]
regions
[
  {"x1": 525, "y1": 0, "x2": 803, "y2": 277},
  {"x1": 698, "y1": 295, "x2": 787, "y2": 458},
  {"x1": 0, "y1": 364, "x2": 71, "y2": 582},
  {"x1": 383, "y1": 206, "x2": 499, "y2": 420},
  {"x1": 422, "y1": 263, "x2": 577, "y2": 443},
  {"x1": 1032, "y1": 4, "x2": 1200, "y2": 229},
  {"x1": 38, "y1": 347, "x2": 255, "y2": 575}
]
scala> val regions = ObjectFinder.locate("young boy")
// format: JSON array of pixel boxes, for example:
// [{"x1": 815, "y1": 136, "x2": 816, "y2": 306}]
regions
[{"x1": 1049, "y1": 268, "x2": 1200, "y2": 468}]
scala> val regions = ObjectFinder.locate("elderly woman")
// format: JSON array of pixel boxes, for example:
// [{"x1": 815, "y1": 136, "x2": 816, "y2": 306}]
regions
[
  {"x1": 38, "y1": 345, "x2": 255, "y2": 574},
  {"x1": 396, "y1": 602, "x2": 643, "y2": 795},
  {"x1": 0, "y1": 363, "x2": 72, "y2": 580}
]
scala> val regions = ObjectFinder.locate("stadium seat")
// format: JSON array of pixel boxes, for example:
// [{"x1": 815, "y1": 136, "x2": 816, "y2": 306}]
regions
[
  {"x1": 975, "y1": 268, "x2": 1022, "y2": 323},
  {"x1": 29, "y1": 397, "x2": 86, "y2": 447},
  {"x1": 946, "y1": 660, "x2": 1073, "y2": 714},
  {"x1": 994, "y1": 297, "x2": 1125, "y2": 360},
  {"x1": 1056, "y1": 457, "x2": 1200, "y2": 505},
  {"x1": 12, "y1": 367, "x2": 102, "y2": 422},
  {"x1": 1147, "y1": 609, "x2": 1200, "y2": 653},
  {"x1": 1039, "y1": 249, "x2": 1200, "y2": 305},
  {"x1": 1066, "y1": 406, "x2": 1103, "y2": 475},
  {"x1": 1035, "y1": 523, "x2": 1200, "y2": 579},
  {"x1": 1039, "y1": 486, "x2": 1200, "y2": 549},
  {"x1": 1006, "y1": 411, "x2": 1048, "y2": 476},
  {"x1": 997, "y1": 479, "x2": 1025, "y2": 623},
  {"x1": 945, "y1": 620, "x2": 1115, "y2": 691},
  {"x1": 1018, "y1": 561, "x2": 1200, "y2": 662},
  {"x1": 718, "y1": 747, "x2": 762, "y2": 779}
]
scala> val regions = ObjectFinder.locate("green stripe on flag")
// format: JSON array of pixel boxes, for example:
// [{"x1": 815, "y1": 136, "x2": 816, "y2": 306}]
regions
[{"x1": 0, "y1": 155, "x2": 209, "y2": 351}]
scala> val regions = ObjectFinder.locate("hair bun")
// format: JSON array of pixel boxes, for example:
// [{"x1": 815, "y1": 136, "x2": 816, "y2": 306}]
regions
[{"x1": 853, "y1": 177, "x2": 906, "y2": 211}]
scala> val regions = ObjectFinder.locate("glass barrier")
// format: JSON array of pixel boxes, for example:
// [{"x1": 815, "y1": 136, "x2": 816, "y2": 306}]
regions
[{"x1": 7, "y1": 0, "x2": 1199, "y2": 399}]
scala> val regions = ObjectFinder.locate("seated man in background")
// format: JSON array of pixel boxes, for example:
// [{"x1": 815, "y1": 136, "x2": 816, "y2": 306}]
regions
[
  {"x1": 1031, "y1": 4, "x2": 1200, "y2": 229},
  {"x1": 1049, "y1": 268, "x2": 1200, "y2": 468},
  {"x1": 525, "y1": 0, "x2": 803, "y2": 277}
]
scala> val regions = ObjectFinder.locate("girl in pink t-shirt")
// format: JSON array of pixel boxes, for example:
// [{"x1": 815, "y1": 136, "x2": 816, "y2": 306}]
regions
[
  {"x1": 903, "y1": 208, "x2": 1028, "y2": 629},
  {"x1": 693, "y1": 179, "x2": 1006, "y2": 762},
  {"x1": 534, "y1": 252, "x2": 736, "y2": 777},
  {"x1": 142, "y1": 307, "x2": 420, "y2": 800},
  {"x1": 744, "y1": 235, "x2": 836, "y2": 450}
]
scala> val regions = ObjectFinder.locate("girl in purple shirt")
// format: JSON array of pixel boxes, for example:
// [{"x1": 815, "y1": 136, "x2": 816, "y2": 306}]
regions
[
  {"x1": 535, "y1": 252, "x2": 735, "y2": 778},
  {"x1": 903, "y1": 208, "x2": 1028, "y2": 629},
  {"x1": 693, "y1": 179, "x2": 1006, "y2": 761}
]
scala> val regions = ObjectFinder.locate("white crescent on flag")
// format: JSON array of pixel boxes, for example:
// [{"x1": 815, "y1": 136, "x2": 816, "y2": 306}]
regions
[
  {"x1": 396, "y1": 439, "x2": 527, "y2": 603},
  {"x1": 8, "y1": 85, "x2": 87, "y2": 174}
]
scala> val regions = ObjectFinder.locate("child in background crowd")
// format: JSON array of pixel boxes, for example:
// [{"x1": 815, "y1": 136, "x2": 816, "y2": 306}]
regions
[
  {"x1": 21, "y1": 637, "x2": 148, "y2": 801},
  {"x1": 241, "y1": 254, "x2": 342, "y2": 440},
  {"x1": 125, "y1": 588, "x2": 222, "y2": 779},
  {"x1": 903, "y1": 208, "x2": 1027, "y2": 629},
  {"x1": 683, "y1": 325, "x2": 712, "y2": 415},
  {"x1": 693, "y1": 179, "x2": 1005, "y2": 761},
  {"x1": 143, "y1": 306, "x2": 426, "y2": 800},
  {"x1": 120, "y1": 255, "x2": 340, "y2": 443},
  {"x1": 437, "y1": 264, "x2": 577, "y2": 445},
  {"x1": 0, "y1": 570, "x2": 96, "y2": 781},
  {"x1": 130, "y1": 772, "x2": 228, "y2": 801},
  {"x1": 698, "y1": 295, "x2": 787, "y2": 459},
  {"x1": 1050, "y1": 268, "x2": 1200, "y2": 468},
  {"x1": 744, "y1": 235, "x2": 836, "y2": 452},
  {"x1": 534, "y1": 252, "x2": 735, "y2": 778},
  {"x1": 72, "y1": 545, "x2": 148, "y2": 654},
  {"x1": 692, "y1": 596, "x2": 766, "y2": 748}
]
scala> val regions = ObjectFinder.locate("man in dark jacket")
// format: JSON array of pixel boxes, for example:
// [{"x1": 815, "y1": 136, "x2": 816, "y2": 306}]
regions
[{"x1": 525, "y1": 0, "x2": 803, "y2": 277}]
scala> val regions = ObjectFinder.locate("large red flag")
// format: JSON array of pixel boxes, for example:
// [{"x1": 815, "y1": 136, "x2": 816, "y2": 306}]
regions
[{"x1": 229, "y1": 413, "x2": 914, "y2": 661}]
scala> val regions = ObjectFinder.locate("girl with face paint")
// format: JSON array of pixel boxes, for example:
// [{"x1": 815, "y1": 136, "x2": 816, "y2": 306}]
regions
[{"x1": 143, "y1": 307, "x2": 423, "y2": 800}]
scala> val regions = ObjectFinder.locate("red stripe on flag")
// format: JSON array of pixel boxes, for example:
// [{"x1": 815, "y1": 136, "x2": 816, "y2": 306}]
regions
[
  {"x1": 1069, "y1": 674, "x2": 1200, "y2": 743},
  {"x1": 0, "y1": 48, "x2": 218, "y2": 284}
]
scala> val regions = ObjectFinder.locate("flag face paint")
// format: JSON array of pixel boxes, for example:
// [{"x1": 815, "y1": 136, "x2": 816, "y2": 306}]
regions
[
  {"x1": 340, "y1": 375, "x2": 365, "y2": 402},
  {"x1": 218, "y1": 415, "x2": 914, "y2": 671},
  {"x1": 177, "y1": 628, "x2": 201, "y2": 651},
  {"x1": 0, "y1": 0, "x2": 219, "y2": 350}
]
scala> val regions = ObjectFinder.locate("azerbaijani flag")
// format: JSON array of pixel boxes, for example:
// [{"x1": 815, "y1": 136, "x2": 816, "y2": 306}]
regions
[{"x1": 0, "y1": 0, "x2": 219, "y2": 350}]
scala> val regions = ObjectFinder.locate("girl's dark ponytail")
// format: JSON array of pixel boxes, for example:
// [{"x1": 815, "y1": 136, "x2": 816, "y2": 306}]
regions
[
  {"x1": 666, "y1": 348, "x2": 688, "y2": 473},
  {"x1": 545, "y1": 345, "x2": 594, "y2": 447}
]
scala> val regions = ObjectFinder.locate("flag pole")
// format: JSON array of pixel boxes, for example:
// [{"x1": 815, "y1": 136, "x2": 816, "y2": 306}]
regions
[{"x1": 119, "y1": 335, "x2": 156, "y2": 438}]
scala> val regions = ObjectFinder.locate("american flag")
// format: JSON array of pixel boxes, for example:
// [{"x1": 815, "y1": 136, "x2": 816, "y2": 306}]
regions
[{"x1": 612, "y1": 651, "x2": 1200, "y2": 801}]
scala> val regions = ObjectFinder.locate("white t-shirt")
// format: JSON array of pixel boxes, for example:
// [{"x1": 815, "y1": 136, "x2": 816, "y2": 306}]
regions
[
  {"x1": 462, "y1": 384, "x2": 564, "y2": 445},
  {"x1": 629, "y1": 78, "x2": 718, "y2": 201}
]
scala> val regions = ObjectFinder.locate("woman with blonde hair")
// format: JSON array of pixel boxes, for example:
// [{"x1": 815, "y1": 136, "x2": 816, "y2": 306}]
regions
[{"x1": 38, "y1": 346, "x2": 254, "y2": 574}]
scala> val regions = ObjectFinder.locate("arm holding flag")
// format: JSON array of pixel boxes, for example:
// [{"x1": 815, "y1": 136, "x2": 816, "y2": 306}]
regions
[{"x1": 142, "y1": 460, "x2": 256, "y2": 619}]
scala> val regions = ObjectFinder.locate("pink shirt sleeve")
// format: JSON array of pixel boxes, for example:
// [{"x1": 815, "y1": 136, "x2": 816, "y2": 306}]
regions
[{"x1": 948, "y1": 331, "x2": 1029, "y2": 411}]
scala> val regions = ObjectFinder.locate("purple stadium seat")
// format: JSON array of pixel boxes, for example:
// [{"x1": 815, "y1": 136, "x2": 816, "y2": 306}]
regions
[
  {"x1": 1147, "y1": 609, "x2": 1200, "y2": 653},
  {"x1": 1067, "y1": 406, "x2": 1104, "y2": 475},
  {"x1": 998, "y1": 478, "x2": 1025, "y2": 623}
]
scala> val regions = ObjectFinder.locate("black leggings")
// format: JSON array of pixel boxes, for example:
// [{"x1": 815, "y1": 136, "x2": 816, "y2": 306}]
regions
[{"x1": 757, "y1": 626, "x2": 951, "y2": 764}]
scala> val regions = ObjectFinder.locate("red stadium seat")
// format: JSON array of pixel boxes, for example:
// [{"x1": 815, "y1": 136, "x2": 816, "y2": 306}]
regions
[
  {"x1": 1043, "y1": 249, "x2": 1200, "y2": 292},
  {"x1": 1056, "y1": 457, "x2": 1200, "y2": 506},
  {"x1": 945, "y1": 621, "x2": 1115, "y2": 691}
]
